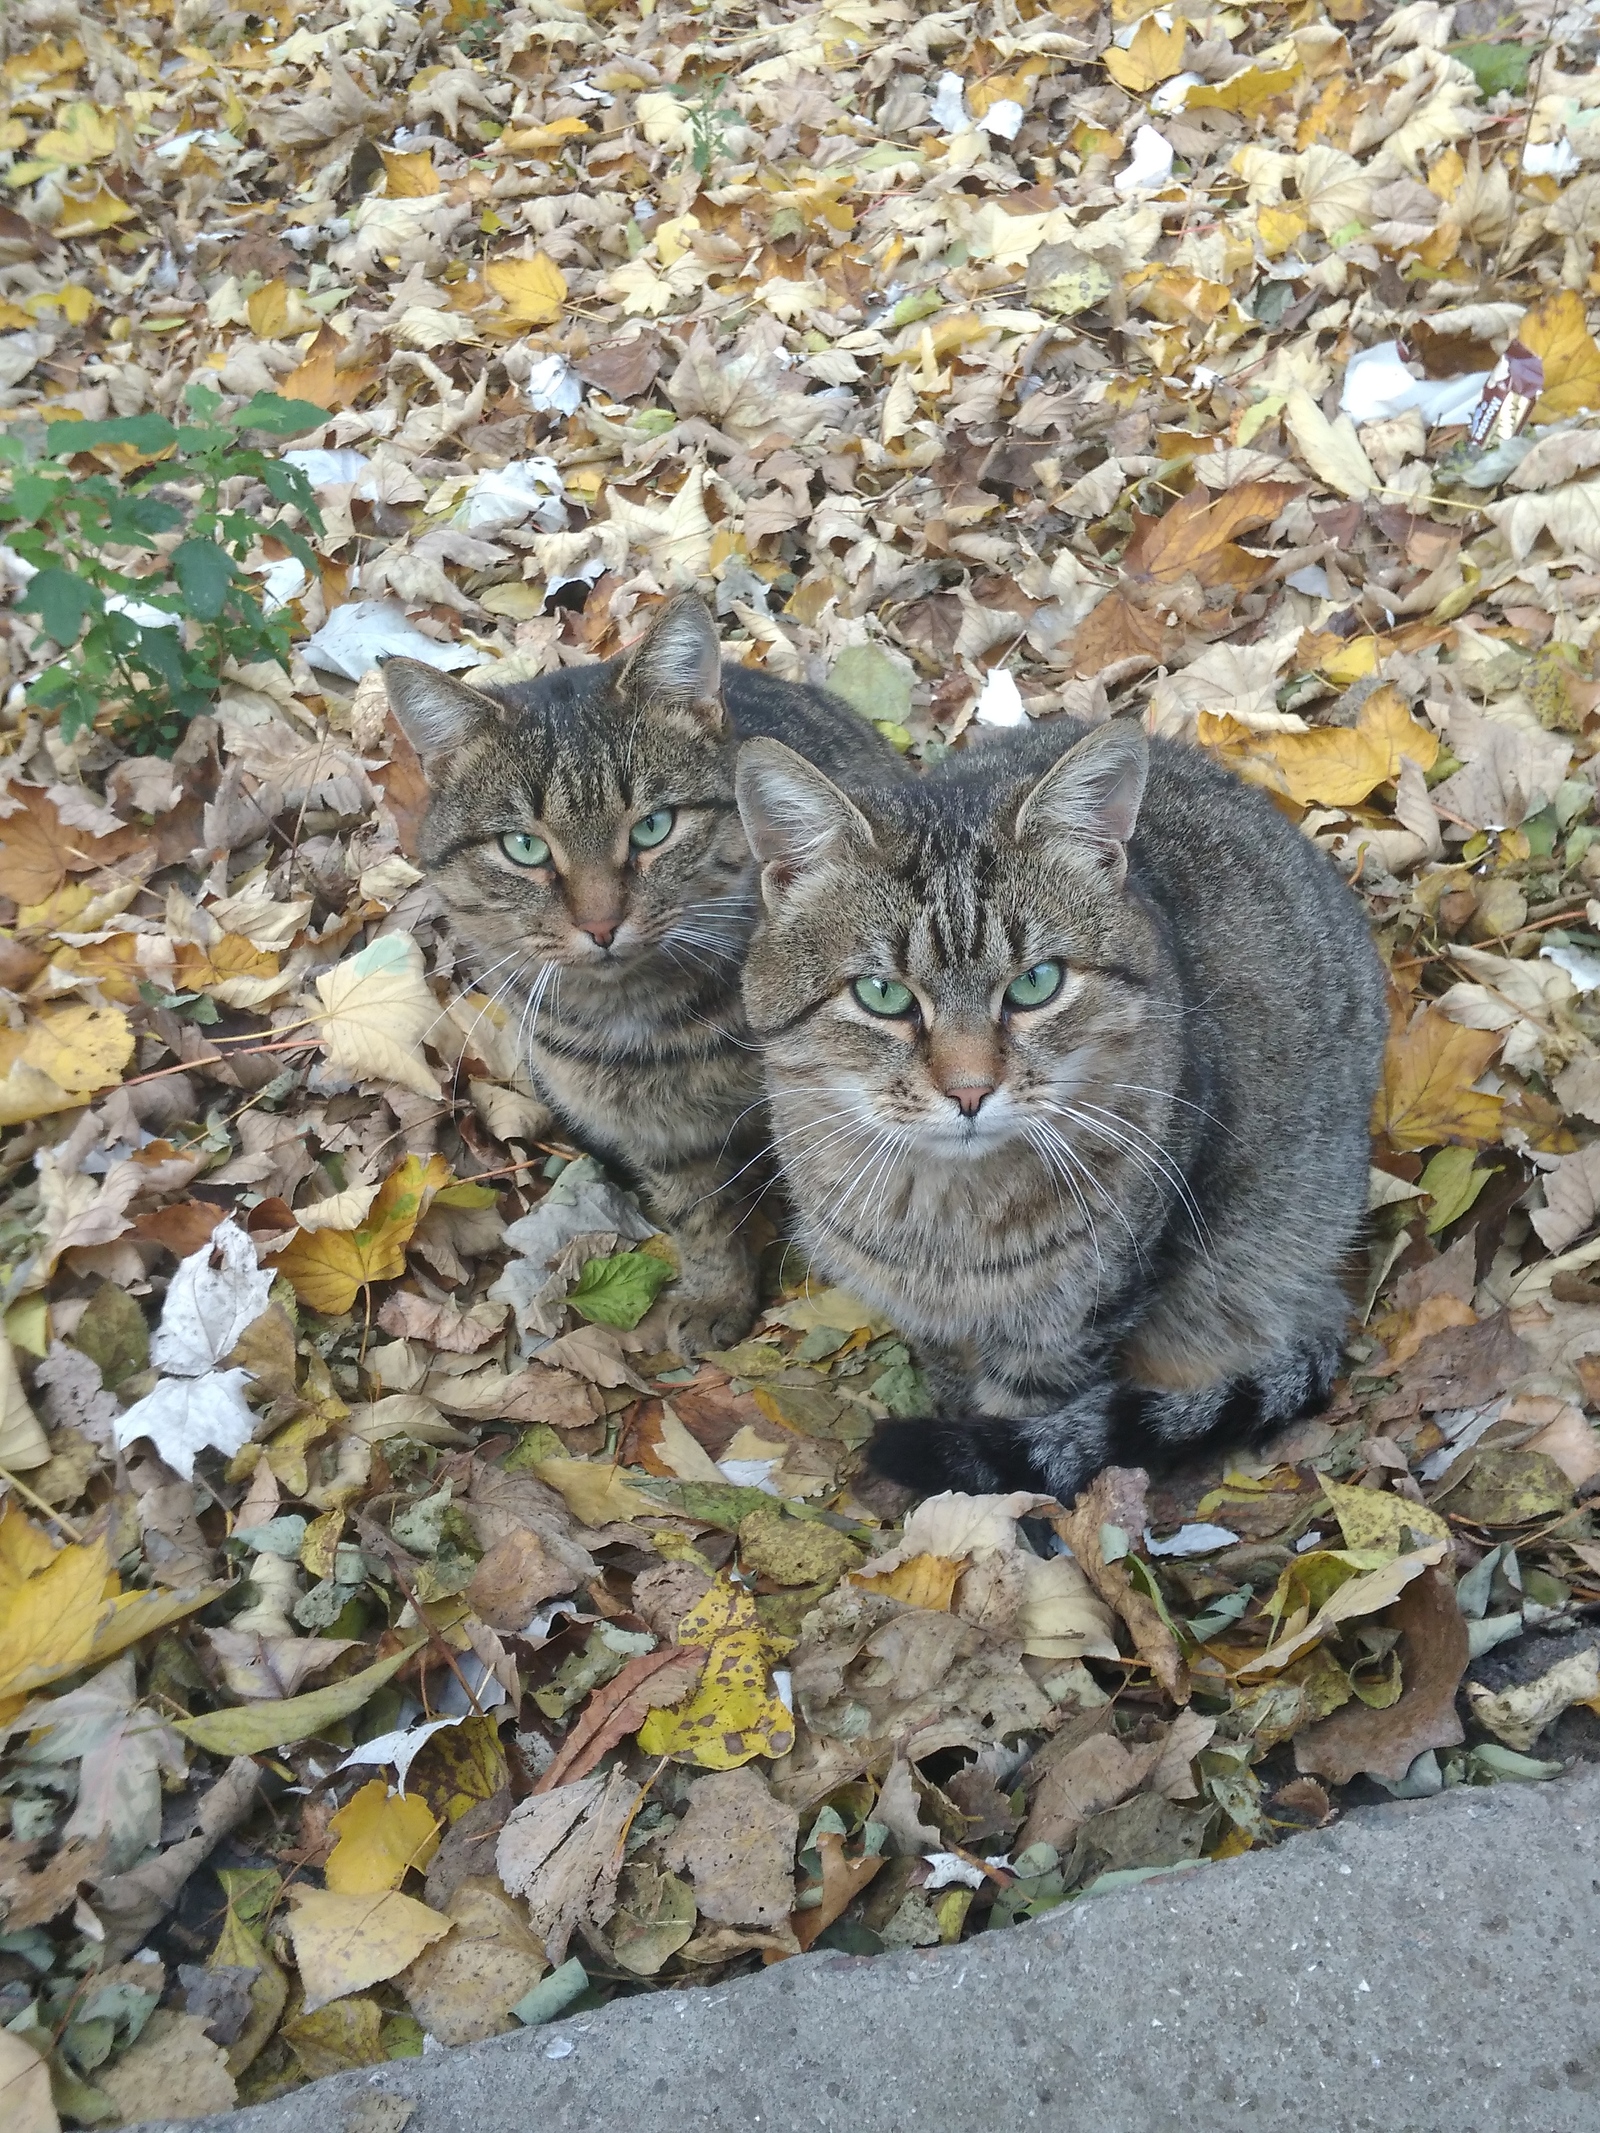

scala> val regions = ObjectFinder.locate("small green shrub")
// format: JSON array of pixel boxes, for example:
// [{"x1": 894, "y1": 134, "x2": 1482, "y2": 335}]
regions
[{"x1": 0, "y1": 385, "x2": 326, "y2": 755}]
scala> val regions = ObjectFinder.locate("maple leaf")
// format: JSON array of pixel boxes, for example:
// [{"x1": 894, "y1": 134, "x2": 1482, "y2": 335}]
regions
[
  {"x1": 1375, "y1": 1010, "x2": 1505, "y2": 1151},
  {"x1": 313, "y1": 934, "x2": 442, "y2": 1100},
  {"x1": 1518, "y1": 288, "x2": 1600, "y2": 424},
  {"x1": 271, "y1": 1153, "x2": 452, "y2": 1314},
  {"x1": 1198, "y1": 684, "x2": 1439, "y2": 806},
  {"x1": 1122, "y1": 480, "x2": 1301, "y2": 593}
]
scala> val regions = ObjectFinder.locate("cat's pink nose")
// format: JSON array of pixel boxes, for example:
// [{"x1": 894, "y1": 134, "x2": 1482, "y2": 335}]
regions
[
  {"x1": 948, "y1": 1083, "x2": 993, "y2": 1119},
  {"x1": 576, "y1": 917, "x2": 619, "y2": 947}
]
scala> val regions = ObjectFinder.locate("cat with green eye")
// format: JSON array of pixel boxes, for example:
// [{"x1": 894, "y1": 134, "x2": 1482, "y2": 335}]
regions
[
  {"x1": 381, "y1": 595, "x2": 902, "y2": 1355},
  {"x1": 736, "y1": 715, "x2": 1386, "y2": 1507}
]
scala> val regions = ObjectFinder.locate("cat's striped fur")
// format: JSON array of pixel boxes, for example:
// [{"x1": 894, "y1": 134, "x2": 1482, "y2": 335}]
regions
[
  {"x1": 735, "y1": 715, "x2": 1388, "y2": 1504},
  {"x1": 384, "y1": 597, "x2": 902, "y2": 1355}
]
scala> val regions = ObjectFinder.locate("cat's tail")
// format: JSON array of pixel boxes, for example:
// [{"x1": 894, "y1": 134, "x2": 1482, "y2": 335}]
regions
[{"x1": 867, "y1": 1339, "x2": 1341, "y2": 1506}]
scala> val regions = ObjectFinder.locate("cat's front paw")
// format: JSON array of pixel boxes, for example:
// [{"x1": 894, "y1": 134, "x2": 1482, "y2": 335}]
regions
[{"x1": 660, "y1": 1291, "x2": 758, "y2": 1360}]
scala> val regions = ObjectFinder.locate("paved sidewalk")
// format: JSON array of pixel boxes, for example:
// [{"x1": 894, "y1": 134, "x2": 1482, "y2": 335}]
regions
[{"x1": 139, "y1": 1765, "x2": 1600, "y2": 2133}]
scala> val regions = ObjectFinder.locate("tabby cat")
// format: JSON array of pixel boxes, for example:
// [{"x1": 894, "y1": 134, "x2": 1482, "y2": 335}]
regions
[
  {"x1": 383, "y1": 596, "x2": 902, "y2": 1354},
  {"x1": 734, "y1": 714, "x2": 1387, "y2": 1503}
]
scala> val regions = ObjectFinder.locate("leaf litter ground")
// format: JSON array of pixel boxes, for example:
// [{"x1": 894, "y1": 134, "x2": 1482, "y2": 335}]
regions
[{"x1": 3, "y1": 0, "x2": 1600, "y2": 2119}]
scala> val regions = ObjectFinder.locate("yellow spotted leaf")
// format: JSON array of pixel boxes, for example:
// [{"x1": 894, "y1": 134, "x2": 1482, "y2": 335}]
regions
[
  {"x1": 272, "y1": 1153, "x2": 450, "y2": 1314},
  {"x1": 1319, "y1": 1475, "x2": 1452, "y2": 1553},
  {"x1": 1375, "y1": 1009, "x2": 1505, "y2": 1152},
  {"x1": 1518, "y1": 289, "x2": 1600, "y2": 424},
  {"x1": 381, "y1": 146, "x2": 440, "y2": 197},
  {"x1": 850, "y1": 1552, "x2": 963, "y2": 1611},
  {"x1": 324, "y1": 1779, "x2": 442, "y2": 1894},
  {"x1": 486, "y1": 252, "x2": 567, "y2": 325},
  {"x1": 287, "y1": 1887, "x2": 451, "y2": 2014},
  {"x1": 0, "y1": 1534, "x2": 113, "y2": 1701},
  {"x1": 1197, "y1": 685, "x2": 1437, "y2": 807},
  {"x1": 635, "y1": 1578, "x2": 795, "y2": 1769},
  {"x1": 1106, "y1": 14, "x2": 1185, "y2": 91}
]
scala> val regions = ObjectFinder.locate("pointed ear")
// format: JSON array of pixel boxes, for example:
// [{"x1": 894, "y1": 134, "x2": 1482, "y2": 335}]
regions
[
  {"x1": 1014, "y1": 719, "x2": 1148, "y2": 882},
  {"x1": 736, "y1": 739, "x2": 872, "y2": 901},
  {"x1": 382, "y1": 659, "x2": 500, "y2": 765},
  {"x1": 618, "y1": 594, "x2": 725, "y2": 734}
]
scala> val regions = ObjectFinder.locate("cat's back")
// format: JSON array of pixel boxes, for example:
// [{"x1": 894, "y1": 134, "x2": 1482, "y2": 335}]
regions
[{"x1": 723, "y1": 665, "x2": 904, "y2": 785}]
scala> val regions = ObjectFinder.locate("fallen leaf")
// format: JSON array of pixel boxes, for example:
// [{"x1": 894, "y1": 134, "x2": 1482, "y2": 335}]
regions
[
  {"x1": 495, "y1": 1764, "x2": 642, "y2": 1964},
  {"x1": 486, "y1": 253, "x2": 568, "y2": 325},
  {"x1": 1375, "y1": 1011, "x2": 1505, "y2": 1151},
  {"x1": 402, "y1": 1875, "x2": 547, "y2": 2045},
  {"x1": 288, "y1": 1885, "x2": 451, "y2": 2014},
  {"x1": 96, "y1": 2009, "x2": 236, "y2": 2123},
  {"x1": 1293, "y1": 1567, "x2": 1467, "y2": 1781},
  {"x1": 324, "y1": 1779, "x2": 442, "y2": 1894},
  {"x1": 1051, "y1": 1470, "x2": 1189, "y2": 1703},
  {"x1": 175, "y1": 1636, "x2": 425, "y2": 1755},
  {"x1": 0, "y1": 2027, "x2": 55, "y2": 2133},
  {"x1": 1519, "y1": 288, "x2": 1600, "y2": 423},
  {"x1": 1284, "y1": 386, "x2": 1379, "y2": 499},
  {"x1": 1235, "y1": 1540, "x2": 1448, "y2": 1679},
  {"x1": 634, "y1": 1578, "x2": 796, "y2": 1769},
  {"x1": 1466, "y1": 1644, "x2": 1600, "y2": 1752},
  {"x1": 660, "y1": 1764, "x2": 799, "y2": 1930},
  {"x1": 1198, "y1": 686, "x2": 1437, "y2": 806},
  {"x1": 273, "y1": 1155, "x2": 451, "y2": 1314},
  {"x1": 313, "y1": 934, "x2": 442, "y2": 1099}
]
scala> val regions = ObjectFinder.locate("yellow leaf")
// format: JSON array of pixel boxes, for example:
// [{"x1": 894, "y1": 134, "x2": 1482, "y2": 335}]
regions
[
  {"x1": 0, "y1": 1535, "x2": 112, "y2": 1701},
  {"x1": 287, "y1": 1886, "x2": 451, "y2": 2014},
  {"x1": 381, "y1": 146, "x2": 440, "y2": 197},
  {"x1": 325, "y1": 1779, "x2": 442, "y2": 1893},
  {"x1": 4, "y1": 37, "x2": 86, "y2": 86},
  {"x1": 87, "y1": 1581, "x2": 223, "y2": 1664},
  {"x1": 273, "y1": 1153, "x2": 451, "y2": 1314},
  {"x1": 1518, "y1": 288, "x2": 1600, "y2": 424},
  {"x1": 0, "y1": 1334, "x2": 48, "y2": 1471},
  {"x1": 0, "y1": 2028, "x2": 57, "y2": 2133},
  {"x1": 1256, "y1": 204, "x2": 1308, "y2": 257},
  {"x1": 498, "y1": 116, "x2": 591, "y2": 154},
  {"x1": 1198, "y1": 685, "x2": 1437, "y2": 807},
  {"x1": 532, "y1": 1457, "x2": 657, "y2": 1526},
  {"x1": 1186, "y1": 65, "x2": 1300, "y2": 119},
  {"x1": 1105, "y1": 13, "x2": 1185, "y2": 91},
  {"x1": 1234, "y1": 1540, "x2": 1446, "y2": 1678},
  {"x1": 850, "y1": 1552, "x2": 963, "y2": 1611},
  {"x1": 1375, "y1": 1009, "x2": 1505, "y2": 1152},
  {"x1": 1284, "y1": 385, "x2": 1379, "y2": 499},
  {"x1": 176, "y1": 1636, "x2": 426, "y2": 1755},
  {"x1": 1318, "y1": 1475, "x2": 1452, "y2": 1553},
  {"x1": 486, "y1": 253, "x2": 567, "y2": 325},
  {"x1": 245, "y1": 279, "x2": 318, "y2": 339},
  {"x1": 0, "y1": 1002, "x2": 134, "y2": 1118},
  {"x1": 25, "y1": 283, "x2": 95, "y2": 326},
  {"x1": 0, "y1": 1504, "x2": 56, "y2": 1593},
  {"x1": 313, "y1": 933, "x2": 441, "y2": 1099},
  {"x1": 635, "y1": 1578, "x2": 795, "y2": 1769},
  {"x1": 28, "y1": 99, "x2": 116, "y2": 167},
  {"x1": 49, "y1": 177, "x2": 136, "y2": 238}
]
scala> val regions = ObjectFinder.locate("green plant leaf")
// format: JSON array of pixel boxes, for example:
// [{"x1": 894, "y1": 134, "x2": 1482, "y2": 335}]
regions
[
  {"x1": 566, "y1": 1248, "x2": 675, "y2": 1328},
  {"x1": 171, "y1": 538, "x2": 237, "y2": 622},
  {"x1": 174, "y1": 1636, "x2": 426, "y2": 1754},
  {"x1": 1449, "y1": 40, "x2": 1532, "y2": 96},
  {"x1": 18, "y1": 566, "x2": 98, "y2": 644},
  {"x1": 45, "y1": 413, "x2": 178, "y2": 457},
  {"x1": 231, "y1": 393, "x2": 332, "y2": 436}
]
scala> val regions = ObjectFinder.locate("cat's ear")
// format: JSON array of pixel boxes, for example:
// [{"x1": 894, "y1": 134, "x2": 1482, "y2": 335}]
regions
[
  {"x1": 381, "y1": 659, "x2": 500, "y2": 766},
  {"x1": 736, "y1": 739, "x2": 872, "y2": 901},
  {"x1": 618, "y1": 594, "x2": 725, "y2": 734},
  {"x1": 1014, "y1": 719, "x2": 1148, "y2": 883}
]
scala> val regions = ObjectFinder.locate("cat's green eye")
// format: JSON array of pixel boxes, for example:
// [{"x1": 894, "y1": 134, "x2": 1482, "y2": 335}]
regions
[
  {"x1": 1005, "y1": 961, "x2": 1064, "y2": 1011},
  {"x1": 853, "y1": 976, "x2": 916, "y2": 1018},
  {"x1": 500, "y1": 831, "x2": 551, "y2": 868},
  {"x1": 629, "y1": 808, "x2": 675, "y2": 851}
]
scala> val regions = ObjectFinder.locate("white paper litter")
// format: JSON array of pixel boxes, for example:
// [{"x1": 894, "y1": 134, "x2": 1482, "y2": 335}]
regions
[
  {"x1": 521, "y1": 355, "x2": 583, "y2": 415},
  {"x1": 1144, "y1": 1521, "x2": 1241, "y2": 1557},
  {"x1": 1339, "y1": 342, "x2": 1489, "y2": 427},
  {"x1": 454, "y1": 459, "x2": 566, "y2": 536},
  {"x1": 303, "y1": 598, "x2": 481, "y2": 679},
  {"x1": 1541, "y1": 943, "x2": 1600, "y2": 993},
  {"x1": 258, "y1": 556, "x2": 309, "y2": 612},
  {"x1": 1150, "y1": 71, "x2": 1202, "y2": 113},
  {"x1": 974, "y1": 666, "x2": 1029, "y2": 727},
  {"x1": 922, "y1": 1852, "x2": 988, "y2": 1890},
  {"x1": 976, "y1": 99, "x2": 1024, "y2": 141},
  {"x1": 929, "y1": 71, "x2": 969, "y2": 132},
  {"x1": 338, "y1": 1714, "x2": 464, "y2": 1791},
  {"x1": 717, "y1": 1458, "x2": 783, "y2": 1494},
  {"x1": 104, "y1": 593, "x2": 179, "y2": 629},
  {"x1": 1115, "y1": 126, "x2": 1175, "y2": 196},
  {"x1": 283, "y1": 447, "x2": 377, "y2": 494},
  {"x1": 1523, "y1": 139, "x2": 1580, "y2": 178}
]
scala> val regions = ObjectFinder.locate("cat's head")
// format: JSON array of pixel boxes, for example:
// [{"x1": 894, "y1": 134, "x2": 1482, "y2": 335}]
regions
[
  {"x1": 735, "y1": 720, "x2": 1160, "y2": 1155},
  {"x1": 384, "y1": 596, "x2": 751, "y2": 988}
]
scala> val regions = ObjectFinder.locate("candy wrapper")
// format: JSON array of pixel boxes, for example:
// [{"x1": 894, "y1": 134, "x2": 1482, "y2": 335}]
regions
[{"x1": 1467, "y1": 341, "x2": 1544, "y2": 449}]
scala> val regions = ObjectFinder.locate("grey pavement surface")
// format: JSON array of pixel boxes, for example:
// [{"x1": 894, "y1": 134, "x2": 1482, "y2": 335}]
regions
[{"x1": 138, "y1": 1764, "x2": 1600, "y2": 2133}]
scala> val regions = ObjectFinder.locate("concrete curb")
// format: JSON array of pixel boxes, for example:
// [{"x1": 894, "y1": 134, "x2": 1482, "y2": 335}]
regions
[{"x1": 137, "y1": 1766, "x2": 1600, "y2": 2133}]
